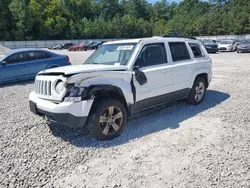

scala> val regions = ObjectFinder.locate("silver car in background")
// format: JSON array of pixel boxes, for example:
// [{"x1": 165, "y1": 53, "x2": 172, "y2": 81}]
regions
[
  {"x1": 218, "y1": 40, "x2": 237, "y2": 52},
  {"x1": 237, "y1": 39, "x2": 250, "y2": 53}
]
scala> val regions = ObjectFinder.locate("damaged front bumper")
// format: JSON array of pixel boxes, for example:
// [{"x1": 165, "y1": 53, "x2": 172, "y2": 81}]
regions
[{"x1": 29, "y1": 91, "x2": 94, "y2": 127}]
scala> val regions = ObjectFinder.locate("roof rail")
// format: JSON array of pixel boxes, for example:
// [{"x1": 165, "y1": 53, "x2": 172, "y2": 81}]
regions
[{"x1": 162, "y1": 35, "x2": 197, "y2": 40}]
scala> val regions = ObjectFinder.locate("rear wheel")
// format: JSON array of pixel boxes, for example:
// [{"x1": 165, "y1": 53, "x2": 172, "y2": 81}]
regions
[
  {"x1": 188, "y1": 77, "x2": 206, "y2": 105},
  {"x1": 87, "y1": 99, "x2": 127, "y2": 140}
]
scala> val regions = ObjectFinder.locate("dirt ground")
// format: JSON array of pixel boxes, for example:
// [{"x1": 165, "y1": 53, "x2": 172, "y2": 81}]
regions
[{"x1": 0, "y1": 51, "x2": 250, "y2": 187}]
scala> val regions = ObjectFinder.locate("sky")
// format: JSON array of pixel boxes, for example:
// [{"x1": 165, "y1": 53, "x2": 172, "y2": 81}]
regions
[{"x1": 148, "y1": 0, "x2": 182, "y2": 4}]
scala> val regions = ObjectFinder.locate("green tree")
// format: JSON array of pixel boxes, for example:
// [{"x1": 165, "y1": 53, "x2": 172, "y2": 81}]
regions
[
  {"x1": 0, "y1": 0, "x2": 13, "y2": 40},
  {"x1": 9, "y1": 0, "x2": 28, "y2": 39}
]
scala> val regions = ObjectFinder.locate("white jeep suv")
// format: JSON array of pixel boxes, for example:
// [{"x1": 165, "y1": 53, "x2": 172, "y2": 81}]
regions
[{"x1": 29, "y1": 36, "x2": 212, "y2": 140}]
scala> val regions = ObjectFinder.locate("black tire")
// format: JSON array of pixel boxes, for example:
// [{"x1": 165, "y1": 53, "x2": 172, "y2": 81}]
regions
[
  {"x1": 86, "y1": 99, "x2": 127, "y2": 140},
  {"x1": 188, "y1": 77, "x2": 206, "y2": 105}
]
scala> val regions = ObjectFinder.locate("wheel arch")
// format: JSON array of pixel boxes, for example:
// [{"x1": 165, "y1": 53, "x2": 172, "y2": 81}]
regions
[
  {"x1": 194, "y1": 73, "x2": 209, "y2": 88},
  {"x1": 86, "y1": 85, "x2": 129, "y2": 114}
]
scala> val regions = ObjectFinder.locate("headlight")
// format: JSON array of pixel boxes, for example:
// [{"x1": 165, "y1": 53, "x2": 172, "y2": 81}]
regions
[
  {"x1": 55, "y1": 80, "x2": 64, "y2": 94},
  {"x1": 64, "y1": 84, "x2": 85, "y2": 102}
]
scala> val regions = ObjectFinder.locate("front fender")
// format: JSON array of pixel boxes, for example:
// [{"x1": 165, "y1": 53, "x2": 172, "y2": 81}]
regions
[{"x1": 65, "y1": 71, "x2": 134, "y2": 105}]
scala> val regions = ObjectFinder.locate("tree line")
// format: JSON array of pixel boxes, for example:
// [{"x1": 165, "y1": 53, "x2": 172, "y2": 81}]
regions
[{"x1": 0, "y1": 0, "x2": 250, "y2": 41}]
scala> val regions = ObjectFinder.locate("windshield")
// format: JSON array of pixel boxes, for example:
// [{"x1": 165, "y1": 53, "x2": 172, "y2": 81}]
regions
[
  {"x1": 0, "y1": 46, "x2": 10, "y2": 60},
  {"x1": 242, "y1": 39, "x2": 250, "y2": 44},
  {"x1": 220, "y1": 40, "x2": 233, "y2": 44},
  {"x1": 85, "y1": 43, "x2": 137, "y2": 65}
]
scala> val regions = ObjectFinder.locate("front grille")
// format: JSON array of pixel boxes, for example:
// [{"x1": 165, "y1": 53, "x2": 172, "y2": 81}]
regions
[
  {"x1": 219, "y1": 47, "x2": 227, "y2": 50},
  {"x1": 35, "y1": 80, "x2": 52, "y2": 96},
  {"x1": 34, "y1": 75, "x2": 67, "y2": 101}
]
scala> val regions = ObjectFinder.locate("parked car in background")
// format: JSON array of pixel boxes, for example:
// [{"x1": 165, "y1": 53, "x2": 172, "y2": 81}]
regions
[
  {"x1": 237, "y1": 39, "x2": 250, "y2": 53},
  {"x1": 200, "y1": 39, "x2": 218, "y2": 53},
  {"x1": 88, "y1": 41, "x2": 107, "y2": 50},
  {"x1": 0, "y1": 48, "x2": 71, "y2": 84},
  {"x1": 218, "y1": 40, "x2": 237, "y2": 52},
  {"x1": 234, "y1": 39, "x2": 242, "y2": 49},
  {"x1": 67, "y1": 41, "x2": 94, "y2": 51},
  {"x1": 83, "y1": 41, "x2": 95, "y2": 51},
  {"x1": 54, "y1": 43, "x2": 74, "y2": 50},
  {"x1": 48, "y1": 44, "x2": 59, "y2": 50},
  {"x1": 67, "y1": 43, "x2": 84, "y2": 51}
]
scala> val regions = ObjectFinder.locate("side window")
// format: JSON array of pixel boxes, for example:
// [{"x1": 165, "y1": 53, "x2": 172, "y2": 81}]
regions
[
  {"x1": 45, "y1": 52, "x2": 52, "y2": 58},
  {"x1": 136, "y1": 43, "x2": 167, "y2": 67},
  {"x1": 188, "y1": 43, "x2": 204, "y2": 58},
  {"x1": 169, "y1": 42, "x2": 190, "y2": 62},
  {"x1": 6, "y1": 52, "x2": 27, "y2": 64},
  {"x1": 27, "y1": 51, "x2": 46, "y2": 61}
]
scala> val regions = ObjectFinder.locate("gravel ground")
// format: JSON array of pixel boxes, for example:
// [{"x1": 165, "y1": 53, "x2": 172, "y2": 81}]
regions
[{"x1": 1, "y1": 52, "x2": 250, "y2": 187}]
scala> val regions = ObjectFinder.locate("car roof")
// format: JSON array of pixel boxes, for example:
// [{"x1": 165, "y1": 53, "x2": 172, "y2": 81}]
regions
[
  {"x1": 6, "y1": 48, "x2": 52, "y2": 56},
  {"x1": 104, "y1": 37, "x2": 198, "y2": 45}
]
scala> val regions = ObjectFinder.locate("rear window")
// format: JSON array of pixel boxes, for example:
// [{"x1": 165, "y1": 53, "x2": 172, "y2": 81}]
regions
[
  {"x1": 188, "y1": 43, "x2": 204, "y2": 58},
  {"x1": 169, "y1": 42, "x2": 190, "y2": 62}
]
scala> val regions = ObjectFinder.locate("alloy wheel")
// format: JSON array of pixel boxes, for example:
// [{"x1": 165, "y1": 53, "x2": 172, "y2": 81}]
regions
[
  {"x1": 99, "y1": 106, "x2": 123, "y2": 135},
  {"x1": 194, "y1": 82, "x2": 205, "y2": 102}
]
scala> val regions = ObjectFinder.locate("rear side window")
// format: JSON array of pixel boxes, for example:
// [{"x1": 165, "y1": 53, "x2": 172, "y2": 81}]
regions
[
  {"x1": 169, "y1": 42, "x2": 190, "y2": 62},
  {"x1": 188, "y1": 43, "x2": 204, "y2": 58},
  {"x1": 27, "y1": 51, "x2": 47, "y2": 61}
]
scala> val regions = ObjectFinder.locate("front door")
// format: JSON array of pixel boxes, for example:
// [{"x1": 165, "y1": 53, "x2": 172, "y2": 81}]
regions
[
  {"x1": 0, "y1": 52, "x2": 30, "y2": 83},
  {"x1": 133, "y1": 43, "x2": 173, "y2": 111}
]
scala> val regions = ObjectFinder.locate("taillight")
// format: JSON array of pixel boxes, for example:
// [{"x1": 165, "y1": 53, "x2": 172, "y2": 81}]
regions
[{"x1": 66, "y1": 56, "x2": 70, "y2": 62}]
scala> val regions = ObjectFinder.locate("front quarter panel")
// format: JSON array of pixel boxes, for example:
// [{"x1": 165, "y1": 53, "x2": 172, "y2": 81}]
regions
[{"x1": 66, "y1": 71, "x2": 134, "y2": 105}]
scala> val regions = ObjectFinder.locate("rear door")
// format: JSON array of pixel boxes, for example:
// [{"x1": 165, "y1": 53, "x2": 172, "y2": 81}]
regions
[
  {"x1": 169, "y1": 41, "x2": 206, "y2": 93},
  {"x1": 168, "y1": 42, "x2": 194, "y2": 92},
  {"x1": 26, "y1": 51, "x2": 51, "y2": 77},
  {"x1": 0, "y1": 52, "x2": 30, "y2": 83},
  {"x1": 133, "y1": 43, "x2": 173, "y2": 111}
]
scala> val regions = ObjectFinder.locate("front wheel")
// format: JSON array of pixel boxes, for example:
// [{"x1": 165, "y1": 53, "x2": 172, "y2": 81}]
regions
[
  {"x1": 87, "y1": 99, "x2": 127, "y2": 140},
  {"x1": 188, "y1": 77, "x2": 206, "y2": 105}
]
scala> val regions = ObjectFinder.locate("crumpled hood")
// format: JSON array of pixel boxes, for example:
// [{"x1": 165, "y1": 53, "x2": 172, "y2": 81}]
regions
[{"x1": 38, "y1": 64, "x2": 127, "y2": 75}]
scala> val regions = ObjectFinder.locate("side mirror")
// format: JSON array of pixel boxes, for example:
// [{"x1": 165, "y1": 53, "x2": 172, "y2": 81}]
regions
[
  {"x1": 1, "y1": 60, "x2": 7, "y2": 66},
  {"x1": 134, "y1": 66, "x2": 147, "y2": 85}
]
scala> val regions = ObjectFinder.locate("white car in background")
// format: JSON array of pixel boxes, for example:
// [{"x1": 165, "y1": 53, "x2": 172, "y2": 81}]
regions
[{"x1": 218, "y1": 40, "x2": 237, "y2": 52}]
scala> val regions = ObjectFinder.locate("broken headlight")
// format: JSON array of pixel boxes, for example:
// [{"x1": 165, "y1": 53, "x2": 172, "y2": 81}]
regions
[{"x1": 64, "y1": 84, "x2": 85, "y2": 102}]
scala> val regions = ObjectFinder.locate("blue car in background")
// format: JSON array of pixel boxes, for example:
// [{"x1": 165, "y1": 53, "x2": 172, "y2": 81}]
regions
[{"x1": 0, "y1": 48, "x2": 71, "y2": 84}]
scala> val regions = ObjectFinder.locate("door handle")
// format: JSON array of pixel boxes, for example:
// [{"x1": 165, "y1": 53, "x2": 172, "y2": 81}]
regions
[
  {"x1": 188, "y1": 65, "x2": 193, "y2": 68},
  {"x1": 161, "y1": 69, "x2": 170, "y2": 73}
]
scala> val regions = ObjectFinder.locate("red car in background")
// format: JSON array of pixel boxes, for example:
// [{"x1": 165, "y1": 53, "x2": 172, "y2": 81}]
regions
[{"x1": 67, "y1": 41, "x2": 94, "y2": 51}]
